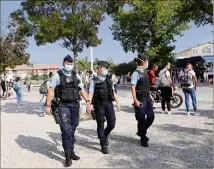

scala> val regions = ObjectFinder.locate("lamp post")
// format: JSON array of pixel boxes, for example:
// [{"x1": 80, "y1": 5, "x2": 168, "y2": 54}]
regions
[{"x1": 90, "y1": 46, "x2": 93, "y2": 71}]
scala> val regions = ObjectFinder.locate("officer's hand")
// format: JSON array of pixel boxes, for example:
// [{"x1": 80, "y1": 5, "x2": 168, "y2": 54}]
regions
[
  {"x1": 116, "y1": 103, "x2": 121, "y2": 112},
  {"x1": 134, "y1": 100, "x2": 141, "y2": 108},
  {"x1": 45, "y1": 107, "x2": 52, "y2": 116},
  {"x1": 86, "y1": 102, "x2": 91, "y2": 114},
  {"x1": 150, "y1": 98, "x2": 155, "y2": 104}
]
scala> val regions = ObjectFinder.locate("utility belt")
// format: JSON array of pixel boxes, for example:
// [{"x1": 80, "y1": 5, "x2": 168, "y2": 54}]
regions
[
  {"x1": 136, "y1": 90, "x2": 150, "y2": 99},
  {"x1": 51, "y1": 97, "x2": 79, "y2": 125}
]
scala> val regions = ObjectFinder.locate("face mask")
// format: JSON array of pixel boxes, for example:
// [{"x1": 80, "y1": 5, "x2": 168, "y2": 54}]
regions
[
  {"x1": 144, "y1": 62, "x2": 149, "y2": 70},
  {"x1": 64, "y1": 64, "x2": 74, "y2": 72},
  {"x1": 101, "y1": 70, "x2": 108, "y2": 77}
]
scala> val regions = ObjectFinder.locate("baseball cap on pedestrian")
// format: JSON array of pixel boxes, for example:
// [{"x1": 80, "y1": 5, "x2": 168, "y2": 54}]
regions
[
  {"x1": 98, "y1": 61, "x2": 110, "y2": 69},
  {"x1": 63, "y1": 55, "x2": 73, "y2": 63}
]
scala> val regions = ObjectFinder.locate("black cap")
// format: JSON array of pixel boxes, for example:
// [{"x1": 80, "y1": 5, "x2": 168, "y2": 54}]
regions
[
  {"x1": 98, "y1": 61, "x2": 110, "y2": 69},
  {"x1": 137, "y1": 53, "x2": 149, "y2": 61},
  {"x1": 63, "y1": 55, "x2": 73, "y2": 62}
]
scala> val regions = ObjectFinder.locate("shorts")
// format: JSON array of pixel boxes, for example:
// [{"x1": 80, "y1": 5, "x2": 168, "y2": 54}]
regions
[{"x1": 208, "y1": 75, "x2": 213, "y2": 80}]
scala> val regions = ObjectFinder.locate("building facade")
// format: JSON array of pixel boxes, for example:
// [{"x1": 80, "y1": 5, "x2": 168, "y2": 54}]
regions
[
  {"x1": 4, "y1": 64, "x2": 60, "y2": 80},
  {"x1": 176, "y1": 42, "x2": 213, "y2": 58}
]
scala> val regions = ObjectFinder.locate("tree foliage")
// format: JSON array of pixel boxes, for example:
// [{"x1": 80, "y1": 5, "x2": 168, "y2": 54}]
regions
[
  {"x1": 9, "y1": 0, "x2": 107, "y2": 70},
  {"x1": 112, "y1": 61, "x2": 136, "y2": 76},
  {"x1": 110, "y1": 0, "x2": 189, "y2": 65},
  {"x1": 0, "y1": 31, "x2": 30, "y2": 73},
  {"x1": 178, "y1": 0, "x2": 213, "y2": 27}
]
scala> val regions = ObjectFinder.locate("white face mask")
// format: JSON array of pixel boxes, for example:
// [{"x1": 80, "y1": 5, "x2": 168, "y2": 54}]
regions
[
  {"x1": 101, "y1": 69, "x2": 108, "y2": 77},
  {"x1": 64, "y1": 64, "x2": 74, "y2": 72}
]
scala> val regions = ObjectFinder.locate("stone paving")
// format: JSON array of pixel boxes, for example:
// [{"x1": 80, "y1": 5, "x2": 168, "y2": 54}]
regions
[{"x1": 1, "y1": 86, "x2": 213, "y2": 168}]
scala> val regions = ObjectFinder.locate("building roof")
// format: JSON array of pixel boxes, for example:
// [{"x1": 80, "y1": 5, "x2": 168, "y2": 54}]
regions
[
  {"x1": 176, "y1": 42, "x2": 213, "y2": 55},
  {"x1": 5, "y1": 64, "x2": 60, "y2": 70}
]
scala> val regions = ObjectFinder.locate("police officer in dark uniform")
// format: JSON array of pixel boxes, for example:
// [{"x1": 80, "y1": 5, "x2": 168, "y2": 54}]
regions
[
  {"x1": 89, "y1": 61, "x2": 120, "y2": 154},
  {"x1": 131, "y1": 54, "x2": 155, "y2": 147},
  {"x1": 45, "y1": 55, "x2": 91, "y2": 167}
]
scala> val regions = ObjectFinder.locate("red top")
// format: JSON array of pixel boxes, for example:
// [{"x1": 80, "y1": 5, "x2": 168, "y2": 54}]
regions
[{"x1": 147, "y1": 69, "x2": 156, "y2": 86}]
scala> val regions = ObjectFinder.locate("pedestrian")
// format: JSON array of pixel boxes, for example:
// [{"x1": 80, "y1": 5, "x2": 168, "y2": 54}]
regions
[
  {"x1": 1, "y1": 78, "x2": 6, "y2": 98},
  {"x1": 26, "y1": 79, "x2": 31, "y2": 92},
  {"x1": 88, "y1": 61, "x2": 120, "y2": 154},
  {"x1": 39, "y1": 72, "x2": 53, "y2": 117},
  {"x1": 147, "y1": 64, "x2": 159, "y2": 87},
  {"x1": 13, "y1": 77, "x2": 23, "y2": 105},
  {"x1": 45, "y1": 55, "x2": 91, "y2": 167},
  {"x1": 112, "y1": 72, "x2": 118, "y2": 94},
  {"x1": 159, "y1": 62, "x2": 175, "y2": 114},
  {"x1": 208, "y1": 66, "x2": 213, "y2": 86},
  {"x1": 131, "y1": 54, "x2": 155, "y2": 147},
  {"x1": 180, "y1": 63, "x2": 198, "y2": 116}
]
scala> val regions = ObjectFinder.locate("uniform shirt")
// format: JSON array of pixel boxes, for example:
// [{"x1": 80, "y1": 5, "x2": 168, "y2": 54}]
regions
[
  {"x1": 89, "y1": 75, "x2": 115, "y2": 93},
  {"x1": 131, "y1": 68, "x2": 145, "y2": 85},
  {"x1": 49, "y1": 69, "x2": 84, "y2": 89}
]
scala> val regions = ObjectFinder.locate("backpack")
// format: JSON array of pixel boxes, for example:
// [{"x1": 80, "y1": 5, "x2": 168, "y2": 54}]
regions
[
  {"x1": 13, "y1": 83, "x2": 19, "y2": 92},
  {"x1": 180, "y1": 71, "x2": 192, "y2": 87},
  {"x1": 39, "y1": 80, "x2": 48, "y2": 94},
  {"x1": 159, "y1": 70, "x2": 170, "y2": 87}
]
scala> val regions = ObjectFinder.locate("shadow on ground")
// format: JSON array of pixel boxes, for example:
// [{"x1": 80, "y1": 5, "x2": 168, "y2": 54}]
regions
[
  {"x1": 177, "y1": 108, "x2": 213, "y2": 119},
  {"x1": 15, "y1": 125, "x2": 213, "y2": 168},
  {"x1": 15, "y1": 135, "x2": 64, "y2": 165},
  {"x1": 2, "y1": 101, "x2": 42, "y2": 115}
]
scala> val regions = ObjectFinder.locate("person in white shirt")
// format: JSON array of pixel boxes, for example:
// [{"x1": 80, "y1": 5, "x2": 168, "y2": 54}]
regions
[
  {"x1": 180, "y1": 63, "x2": 198, "y2": 116},
  {"x1": 158, "y1": 62, "x2": 175, "y2": 114}
]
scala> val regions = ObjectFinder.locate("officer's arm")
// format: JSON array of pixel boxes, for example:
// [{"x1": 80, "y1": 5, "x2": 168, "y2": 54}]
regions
[
  {"x1": 113, "y1": 92, "x2": 119, "y2": 105},
  {"x1": 46, "y1": 87, "x2": 55, "y2": 106},
  {"x1": 131, "y1": 72, "x2": 139, "y2": 102},
  {"x1": 80, "y1": 88, "x2": 89, "y2": 102},
  {"x1": 88, "y1": 79, "x2": 95, "y2": 103}
]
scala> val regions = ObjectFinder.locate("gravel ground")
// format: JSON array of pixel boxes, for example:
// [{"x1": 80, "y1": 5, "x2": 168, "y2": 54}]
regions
[{"x1": 1, "y1": 86, "x2": 213, "y2": 168}]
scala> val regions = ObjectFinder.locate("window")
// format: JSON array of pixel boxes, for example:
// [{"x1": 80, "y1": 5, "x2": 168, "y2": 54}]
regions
[
  {"x1": 203, "y1": 47, "x2": 211, "y2": 53},
  {"x1": 193, "y1": 49, "x2": 198, "y2": 54}
]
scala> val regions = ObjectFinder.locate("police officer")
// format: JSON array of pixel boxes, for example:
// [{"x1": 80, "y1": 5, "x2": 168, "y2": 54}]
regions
[
  {"x1": 131, "y1": 54, "x2": 155, "y2": 147},
  {"x1": 89, "y1": 61, "x2": 120, "y2": 154},
  {"x1": 45, "y1": 55, "x2": 91, "y2": 167}
]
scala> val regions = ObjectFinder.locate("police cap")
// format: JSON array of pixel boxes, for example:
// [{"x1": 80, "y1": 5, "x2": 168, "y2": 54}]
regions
[
  {"x1": 63, "y1": 55, "x2": 73, "y2": 62},
  {"x1": 98, "y1": 61, "x2": 110, "y2": 69},
  {"x1": 137, "y1": 53, "x2": 149, "y2": 61}
]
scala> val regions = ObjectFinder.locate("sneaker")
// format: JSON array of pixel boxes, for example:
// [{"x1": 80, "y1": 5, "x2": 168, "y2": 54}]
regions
[
  {"x1": 193, "y1": 112, "x2": 199, "y2": 116},
  {"x1": 186, "y1": 112, "x2": 190, "y2": 116},
  {"x1": 39, "y1": 113, "x2": 45, "y2": 117},
  {"x1": 141, "y1": 138, "x2": 149, "y2": 147},
  {"x1": 167, "y1": 111, "x2": 171, "y2": 115},
  {"x1": 161, "y1": 111, "x2": 166, "y2": 114}
]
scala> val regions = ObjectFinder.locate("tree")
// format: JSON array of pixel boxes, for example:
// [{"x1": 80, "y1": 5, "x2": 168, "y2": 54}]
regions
[
  {"x1": 110, "y1": 0, "x2": 189, "y2": 65},
  {"x1": 113, "y1": 61, "x2": 136, "y2": 76},
  {"x1": 76, "y1": 57, "x2": 90, "y2": 71},
  {"x1": 10, "y1": 0, "x2": 107, "y2": 70},
  {"x1": 0, "y1": 29, "x2": 30, "y2": 99},
  {"x1": 177, "y1": 0, "x2": 213, "y2": 27}
]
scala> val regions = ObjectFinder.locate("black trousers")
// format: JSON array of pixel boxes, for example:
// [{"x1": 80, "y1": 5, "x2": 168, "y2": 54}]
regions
[
  {"x1": 134, "y1": 98, "x2": 155, "y2": 137},
  {"x1": 160, "y1": 87, "x2": 172, "y2": 111},
  {"x1": 95, "y1": 101, "x2": 116, "y2": 142}
]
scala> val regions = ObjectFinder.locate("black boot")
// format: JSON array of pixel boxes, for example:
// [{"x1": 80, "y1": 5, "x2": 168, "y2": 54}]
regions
[
  {"x1": 136, "y1": 132, "x2": 149, "y2": 142},
  {"x1": 100, "y1": 139, "x2": 109, "y2": 154},
  {"x1": 64, "y1": 149, "x2": 72, "y2": 167},
  {"x1": 104, "y1": 135, "x2": 109, "y2": 146},
  {"x1": 141, "y1": 137, "x2": 148, "y2": 147},
  {"x1": 71, "y1": 147, "x2": 80, "y2": 161}
]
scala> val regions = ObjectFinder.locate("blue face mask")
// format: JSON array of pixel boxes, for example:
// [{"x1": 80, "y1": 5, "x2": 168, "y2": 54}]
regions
[
  {"x1": 102, "y1": 70, "x2": 108, "y2": 77},
  {"x1": 64, "y1": 64, "x2": 74, "y2": 72}
]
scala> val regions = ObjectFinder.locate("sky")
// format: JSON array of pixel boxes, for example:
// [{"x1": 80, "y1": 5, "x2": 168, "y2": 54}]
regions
[{"x1": 1, "y1": 1, "x2": 213, "y2": 65}]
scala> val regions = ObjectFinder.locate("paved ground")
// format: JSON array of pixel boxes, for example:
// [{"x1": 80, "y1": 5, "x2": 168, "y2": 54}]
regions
[{"x1": 1, "y1": 85, "x2": 213, "y2": 168}]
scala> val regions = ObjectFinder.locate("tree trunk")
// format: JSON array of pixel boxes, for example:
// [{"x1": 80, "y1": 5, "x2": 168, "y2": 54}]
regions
[
  {"x1": 3, "y1": 71, "x2": 8, "y2": 100},
  {"x1": 73, "y1": 50, "x2": 78, "y2": 72}
]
